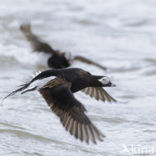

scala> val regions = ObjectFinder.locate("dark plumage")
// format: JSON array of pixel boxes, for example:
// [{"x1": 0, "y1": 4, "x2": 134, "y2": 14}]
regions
[
  {"x1": 4, "y1": 68, "x2": 116, "y2": 144},
  {"x1": 20, "y1": 24, "x2": 107, "y2": 70}
]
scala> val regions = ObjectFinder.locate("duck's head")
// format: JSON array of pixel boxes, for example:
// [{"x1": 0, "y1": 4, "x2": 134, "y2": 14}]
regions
[
  {"x1": 85, "y1": 72, "x2": 116, "y2": 87},
  {"x1": 75, "y1": 69, "x2": 116, "y2": 87},
  {"x1": 98, "y1": 76, "x2": 116, "y2": 87},
  {"x1": 48, "y1": 52, "x2": 71, "y2": 69}
]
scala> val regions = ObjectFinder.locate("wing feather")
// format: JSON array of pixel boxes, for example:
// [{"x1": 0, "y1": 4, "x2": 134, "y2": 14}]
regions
[
  {"x1": 82, "y1": 87, "x2": 116, "y2": 103},
  {"x1": 39, "y1": 81, "x2": 104, "y2": 143},
  {"x1": 73, "y1": 56, "x2": 107, "y2": 71}
]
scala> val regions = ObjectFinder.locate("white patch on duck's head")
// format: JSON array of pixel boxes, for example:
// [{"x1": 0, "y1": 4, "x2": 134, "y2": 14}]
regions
[
  {"x1": 99, "y1": 76, "x2": 110, "y2": 85},
  {"x1": 64, "y1": 52, "x2": 72, "y2": 62}
]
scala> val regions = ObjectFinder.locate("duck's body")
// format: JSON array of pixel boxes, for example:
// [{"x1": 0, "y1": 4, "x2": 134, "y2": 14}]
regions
[
  {"x1": 5, "y1": 68, "x2": 116, "y2": 144},
  {"x1": 20, "y1": 24, "x2": 71, "y2": 68},
  {"x1": 21, "y1": 68, "x2": 115, "y2": 94},
  {"x1": 20, "y1": 24, "x2": 107, "y2": 70}
]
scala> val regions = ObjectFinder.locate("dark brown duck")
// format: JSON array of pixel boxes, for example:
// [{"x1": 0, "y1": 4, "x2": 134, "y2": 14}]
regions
[
  {"x1": 4, "y1": 68, "x2": 116, "y2": 144},
  {"x1": 20, "y1": 24, "x2": 107, "y2": 70}
]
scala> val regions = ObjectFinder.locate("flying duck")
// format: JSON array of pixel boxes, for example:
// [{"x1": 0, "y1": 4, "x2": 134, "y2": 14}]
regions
[
  {"x1": 4, "y1": 68, "x2": 116, "y2": 144},
  {"x1": 20, "y1": 24, "x2": 107, "y2": 70}
]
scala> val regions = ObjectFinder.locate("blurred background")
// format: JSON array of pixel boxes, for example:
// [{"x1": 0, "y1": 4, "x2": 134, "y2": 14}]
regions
[{"x1": 0, "y1": 0, "x2": 156, "y2": 155}]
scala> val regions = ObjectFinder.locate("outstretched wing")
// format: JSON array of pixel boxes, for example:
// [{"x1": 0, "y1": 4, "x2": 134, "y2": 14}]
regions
[
  {"x1": 73, "y1": 56, "x2": 107, "y2": 71},
  {"x1": 81, "y1": 87, "x2": 116, "y2": 103},
  {"x1": 39, "y1": 79, "x2": 104, "y2": 144},
  {"x1": 20, "y1": 23, "x2": 56, "y2": 54}
]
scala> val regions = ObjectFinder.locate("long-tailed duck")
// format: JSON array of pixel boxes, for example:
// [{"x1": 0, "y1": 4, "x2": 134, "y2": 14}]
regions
[
  {"x1": 4, "y1": 68, "x2": 116, "y2": 144},
  {"x1": 20, "y1": 24, "x2": 107, "y2": 70}
]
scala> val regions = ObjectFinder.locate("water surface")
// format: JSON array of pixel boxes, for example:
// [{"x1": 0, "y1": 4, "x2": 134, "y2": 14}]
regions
[{"x1": 0, "y1": 0, "x2": 156, "y2": 156}]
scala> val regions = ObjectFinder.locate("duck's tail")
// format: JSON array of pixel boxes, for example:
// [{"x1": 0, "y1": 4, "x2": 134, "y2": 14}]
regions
[
  {"x1": 2, "y1": 82, "x2": 31, "y2": 102},
  {"x1": 2, "y1": 69, "x2": 58, "y2": 103}
]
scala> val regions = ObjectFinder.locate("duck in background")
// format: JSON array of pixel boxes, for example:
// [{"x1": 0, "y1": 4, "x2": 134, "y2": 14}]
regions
[
  {"x1": 20, "y1": 24, "x2": 107, "y2": 70},
  {"x1": 4, "y1": 68, "x2": 116, "y2": 144}
]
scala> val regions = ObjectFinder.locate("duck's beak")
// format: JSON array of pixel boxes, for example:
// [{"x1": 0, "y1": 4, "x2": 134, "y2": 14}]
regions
[
  {"x1": 68, "y1": 59, "x2": 72, "y2": 65},
  {"x1": 107, "y1": 81, "x2": 116, "y2": 87}
]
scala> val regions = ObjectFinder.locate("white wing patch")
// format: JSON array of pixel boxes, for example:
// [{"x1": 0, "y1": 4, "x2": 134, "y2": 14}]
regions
[
  {"x1": 23, "y1": 76, "x2": 56, "y2": 93},
  {"x1": 36, "y1": 76, "x2": 57, "y2": 89}
]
